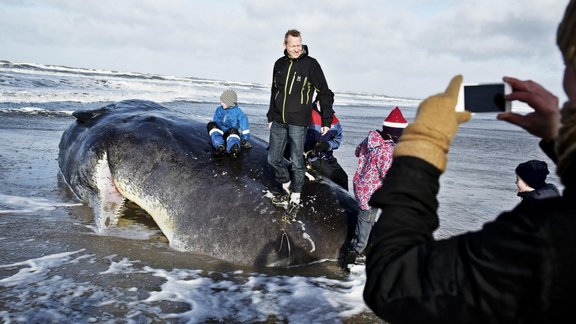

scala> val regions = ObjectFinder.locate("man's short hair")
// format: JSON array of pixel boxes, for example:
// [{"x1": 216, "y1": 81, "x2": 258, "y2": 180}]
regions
[{"x1": 284, "y1": 29, "x2": 301, "y2": 44}]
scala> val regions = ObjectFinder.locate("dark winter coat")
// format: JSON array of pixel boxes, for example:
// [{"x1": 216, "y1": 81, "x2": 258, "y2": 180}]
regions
[
  {"x1": 365, "y1": 155, "x2": 576, "y2": 324},
  {"x1": 267, "y1": 45, "x2": 334, "y2": 127},
  {"x1": 517, "y1": 183, "x2": 561, "y2": 200}
]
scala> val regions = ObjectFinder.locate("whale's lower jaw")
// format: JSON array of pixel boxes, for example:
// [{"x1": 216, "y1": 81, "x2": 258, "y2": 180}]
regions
[{"x1": 111, "y1": 174, "x2": 177, "y2": 244}]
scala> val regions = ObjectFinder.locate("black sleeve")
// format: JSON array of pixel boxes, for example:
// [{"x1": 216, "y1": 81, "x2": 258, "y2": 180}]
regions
[
  {"x1": 267, "y1": 60, "x2": 279, "y2": 123},
  {"x1": 368, "y1": 156, "x2": 441, "y2": 259},
  {"x1": 309, "y1": 59, "x2": 334, "y2": 127}
]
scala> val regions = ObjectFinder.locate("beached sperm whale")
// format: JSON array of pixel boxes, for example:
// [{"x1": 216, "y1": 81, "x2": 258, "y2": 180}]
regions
[{"x1": 58, "y1": 100, "x2": 358, "y2": 267}]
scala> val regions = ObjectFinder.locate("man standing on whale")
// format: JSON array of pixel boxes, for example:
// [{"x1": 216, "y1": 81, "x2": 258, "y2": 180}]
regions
[{"x1": 267, "y1": 29, "x2": 335, "y2": 218}]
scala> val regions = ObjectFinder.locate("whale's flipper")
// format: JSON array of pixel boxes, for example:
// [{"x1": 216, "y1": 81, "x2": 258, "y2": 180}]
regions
[{"x1": 73, "y1": 108, "x2": 109, "y2": 123}]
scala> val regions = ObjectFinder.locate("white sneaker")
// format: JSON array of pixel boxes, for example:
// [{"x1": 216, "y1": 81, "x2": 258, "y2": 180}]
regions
[
  {"x1": 285, "y1": 195, "x2": 301, "y2": 219},
  {"x1": 289, "y1": 192, "x2": 301, "y2": 205},
  {"x1": 282, "y1": 181, "x2": 291, "y2": 194}
]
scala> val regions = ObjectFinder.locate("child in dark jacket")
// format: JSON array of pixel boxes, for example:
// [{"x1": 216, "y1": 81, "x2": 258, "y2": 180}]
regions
[
  {"x1": 515, "y1": 159, "x2": 560, "y2": 200},
  {"x1": 304, "y1": 99, "x2": 348, "y2": 190}
]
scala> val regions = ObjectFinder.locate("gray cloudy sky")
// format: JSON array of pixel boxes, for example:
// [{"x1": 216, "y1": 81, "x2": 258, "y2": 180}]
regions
[{"x1": 0, "y1": 0, "x2": 569, "y2": 100}]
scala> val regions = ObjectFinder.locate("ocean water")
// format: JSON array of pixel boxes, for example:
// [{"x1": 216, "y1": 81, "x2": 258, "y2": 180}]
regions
[{"x1": 0, "y1": 60, "x2": 562, "y2": 323}]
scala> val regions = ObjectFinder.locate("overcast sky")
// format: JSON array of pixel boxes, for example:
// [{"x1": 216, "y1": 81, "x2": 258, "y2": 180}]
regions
[{"x1": 0, "y1": 0, "x2": 569, "y2": 101}]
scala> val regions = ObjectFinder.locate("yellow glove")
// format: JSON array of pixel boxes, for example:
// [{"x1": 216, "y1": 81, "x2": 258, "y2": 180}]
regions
[{"x1": 394, "y1": 75, "x2": 472, "y2": 172}]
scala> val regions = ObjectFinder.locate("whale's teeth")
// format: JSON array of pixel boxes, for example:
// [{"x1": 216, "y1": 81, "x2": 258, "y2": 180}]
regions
[{"x1": 93, "y1": 152, "x2": 125, "y2": 231}]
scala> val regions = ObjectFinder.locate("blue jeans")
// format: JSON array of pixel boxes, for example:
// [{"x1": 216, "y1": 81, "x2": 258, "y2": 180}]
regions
[
  {"x1": 351, "y1": 207, "x2": 379, "y2": 254},
  {"x1": 268, "y1": 121, "x2": 307, "y2": 193}
]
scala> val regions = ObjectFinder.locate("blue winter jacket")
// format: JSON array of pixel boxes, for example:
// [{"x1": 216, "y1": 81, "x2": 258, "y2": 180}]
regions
[{"x1": 212, "y1": 105, "x2": 250, "y2": 141}]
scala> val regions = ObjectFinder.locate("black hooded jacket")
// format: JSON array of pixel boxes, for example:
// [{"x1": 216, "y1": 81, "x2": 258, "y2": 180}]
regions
[
  {"x1": 267, "y1": 45, "x2": 334, "y2": 127},
  {"x1": 364, "y1": 143, "x2": 576, "y2": 323}
]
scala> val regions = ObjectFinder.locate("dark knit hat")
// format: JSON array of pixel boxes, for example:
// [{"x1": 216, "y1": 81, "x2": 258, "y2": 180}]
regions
[
  {"x1": 382, "y1": 107, "x2": 408, "y2": 141},
  {"x1": 220, "y1": 89, "x2": 237, "y2": 107},
  {"x1": 515, "y1": 160, "x2": 550, "y2": 189}
]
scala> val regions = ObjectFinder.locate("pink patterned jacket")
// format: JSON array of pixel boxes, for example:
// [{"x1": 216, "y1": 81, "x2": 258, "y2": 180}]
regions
[{"x1": 353, "y1": 130, "x2": 395, "y2": 210}]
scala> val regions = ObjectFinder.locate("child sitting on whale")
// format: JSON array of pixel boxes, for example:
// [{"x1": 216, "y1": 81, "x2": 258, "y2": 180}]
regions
[
  {"x1": 304, "y1": 98, "x2": 348, "y2": 190},
  {"x1": 206, "y1": 89, "x2": 252, "y2": 158}
]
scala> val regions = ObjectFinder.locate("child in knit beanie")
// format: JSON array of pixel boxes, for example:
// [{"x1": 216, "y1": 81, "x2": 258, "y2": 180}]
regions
[
  {"x1": 206, "y1": 89, "x2": 251, "y2": 158},
  {"x1": 515, "y1": 159, "x2": 560, "y2": 200}
]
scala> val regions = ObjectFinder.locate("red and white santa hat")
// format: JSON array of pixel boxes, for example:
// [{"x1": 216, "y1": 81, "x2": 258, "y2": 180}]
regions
[{"x1": 383, "y1": 107, "x2": 408, "y2": 129}]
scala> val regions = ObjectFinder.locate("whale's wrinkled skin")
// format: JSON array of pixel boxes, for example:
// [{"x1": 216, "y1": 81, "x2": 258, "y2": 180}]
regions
[{"x1": 58, "y1": 100, "x2": 358, "y2": 267}]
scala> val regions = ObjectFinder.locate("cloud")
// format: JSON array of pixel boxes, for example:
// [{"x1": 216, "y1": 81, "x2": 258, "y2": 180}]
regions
[{"x1": 0, "y1": 0, "x2": 568, "y2": 99}]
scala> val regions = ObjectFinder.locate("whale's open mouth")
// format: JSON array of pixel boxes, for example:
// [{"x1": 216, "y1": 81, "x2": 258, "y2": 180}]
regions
[
  {"x1": 91, "y1": 152, "x2": 171, "y2": 243},
  {"x1": 92, "y1": 152, "x2": 125, "y2": 230}
]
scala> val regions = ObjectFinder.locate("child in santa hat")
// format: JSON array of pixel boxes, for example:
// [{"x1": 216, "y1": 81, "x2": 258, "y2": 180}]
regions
[{"x1": 342, "y1": 107, "x2": 408, "y2": 270}]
